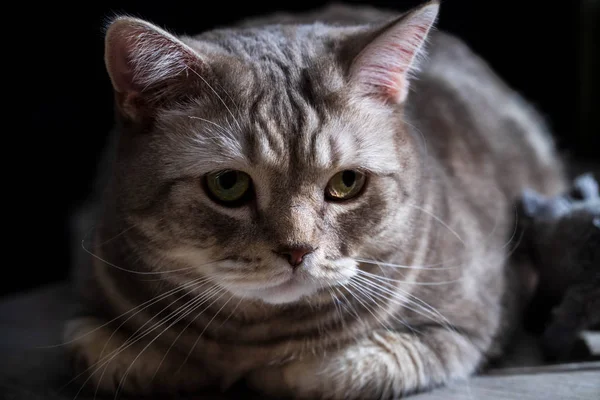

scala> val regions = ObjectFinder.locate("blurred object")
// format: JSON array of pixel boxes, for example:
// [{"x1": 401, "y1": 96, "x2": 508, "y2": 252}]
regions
[
  {"x1": 518, "y1": 173, "x2": 600, "y2": 362},
  {"x1": 570, "y1": 331, "x2": 600, "y2": 361}
]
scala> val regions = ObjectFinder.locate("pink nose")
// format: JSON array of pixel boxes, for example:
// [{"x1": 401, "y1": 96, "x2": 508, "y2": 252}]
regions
[{"x1": 274, "y1": 245, "x2": 315, "y2": 268}]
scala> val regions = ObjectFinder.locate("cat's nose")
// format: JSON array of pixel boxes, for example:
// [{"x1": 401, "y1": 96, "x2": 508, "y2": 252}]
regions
[{"x1": 274, "y1": 245, "x2": 315, "y2": 269}]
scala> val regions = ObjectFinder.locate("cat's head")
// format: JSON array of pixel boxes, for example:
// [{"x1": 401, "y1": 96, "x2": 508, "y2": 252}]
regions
[{"x1": 102, "y1": 2, "x2": 439, "y2": 304}]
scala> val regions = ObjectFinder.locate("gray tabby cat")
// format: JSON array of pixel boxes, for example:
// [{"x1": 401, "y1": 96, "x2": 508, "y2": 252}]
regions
[{"x1": 65, "y1": 1, "x2": 566, "y2": 398}]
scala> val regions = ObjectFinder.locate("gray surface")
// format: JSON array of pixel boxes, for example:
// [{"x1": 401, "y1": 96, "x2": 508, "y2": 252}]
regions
[
  {"x1": 1, "y1": 283, "x2": 599, "y2": 399},
  {"x1": 411, "y1": 370, "x2": 600, "y2": 400}
]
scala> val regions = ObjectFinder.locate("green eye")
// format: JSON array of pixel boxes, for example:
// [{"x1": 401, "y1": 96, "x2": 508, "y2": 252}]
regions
[
  {"x1": 205, "y1": 170, "x2": 252, "y2": 205},
  {"x1": 325, "y1": 170, "x2": 366, "y2": 201}
]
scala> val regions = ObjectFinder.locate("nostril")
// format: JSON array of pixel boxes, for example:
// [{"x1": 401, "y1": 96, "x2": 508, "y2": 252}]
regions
[
  {"x1": 287, "y1": 248, "x2": 310, "y2": 267},
  {"x1": 274, "y1": 245, "x2": 315, "y2": 268}
]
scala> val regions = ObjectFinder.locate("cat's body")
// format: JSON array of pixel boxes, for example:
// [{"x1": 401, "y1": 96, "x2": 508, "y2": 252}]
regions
[{"x1": 66, "y1": 2, "x2": 566, "y2": 399}]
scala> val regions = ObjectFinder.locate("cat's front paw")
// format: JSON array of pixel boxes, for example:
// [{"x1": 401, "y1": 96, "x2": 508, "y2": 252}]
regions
[
  {"x1": 247, "y1": 357, "x2": 333, "y2": 399},
  {"x1": 247, "y1": 333, "x2": 405, "y2": 399}
]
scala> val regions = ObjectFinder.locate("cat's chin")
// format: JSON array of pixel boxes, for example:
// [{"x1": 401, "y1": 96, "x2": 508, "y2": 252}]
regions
[{"x1": 237, "y1": 280, "x2": 319, "y2": 305}]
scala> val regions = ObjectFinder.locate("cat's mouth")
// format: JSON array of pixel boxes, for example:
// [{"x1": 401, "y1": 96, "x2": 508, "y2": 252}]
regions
[
  {"x1": 240, "y1": 275, "x2": 318, "y2": 304},
  {"x1": 215, "y1": 257, "x2": 358, "y2": 305}
]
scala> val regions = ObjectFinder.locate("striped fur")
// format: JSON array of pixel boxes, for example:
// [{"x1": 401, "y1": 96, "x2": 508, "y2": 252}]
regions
[{"x1": 65, "y1": 2, "x2": 566, "y2": 399}]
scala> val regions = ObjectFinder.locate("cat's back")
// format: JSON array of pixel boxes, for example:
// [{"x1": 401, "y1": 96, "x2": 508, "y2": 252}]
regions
[{"x1": 408, "y1": 30, "x2": 565, "y2": 198}]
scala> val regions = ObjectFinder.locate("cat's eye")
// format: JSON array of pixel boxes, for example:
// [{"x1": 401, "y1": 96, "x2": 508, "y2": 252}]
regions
[
  {"x1": 205, "y1": 170, "x2": 252, "y2": 206},
  {"x1": 325, "y1": 170, "x2": 366, "y2": 201}
]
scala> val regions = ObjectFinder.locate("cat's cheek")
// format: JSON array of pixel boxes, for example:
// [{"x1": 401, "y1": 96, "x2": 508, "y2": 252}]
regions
[{"x1": 328, "y1": 258, "x2": 359, "y2": 281}]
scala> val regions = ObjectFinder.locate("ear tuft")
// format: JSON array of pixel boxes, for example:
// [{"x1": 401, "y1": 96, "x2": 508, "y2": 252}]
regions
[
  {"x1": 105, "y1": 17, "x2": 201, "y2": 95},
  {"x1": 350, "y1": 1, "x2": 439, "y2": 103}
]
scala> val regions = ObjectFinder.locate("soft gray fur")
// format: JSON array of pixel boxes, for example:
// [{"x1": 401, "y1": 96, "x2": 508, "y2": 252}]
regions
[{"x1": 65, "y1": 2, "x2": 566, "y2": 399}]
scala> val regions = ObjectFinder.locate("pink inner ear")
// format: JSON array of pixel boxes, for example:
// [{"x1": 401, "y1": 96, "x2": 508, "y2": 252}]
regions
[
  {"x1": 105, "y1": 29, "x2": 138, "y2": 94},
  {"x1": 350, "y1": 4, "x2": 438, "y2": 103},
  {"x1": 104, "y1": 18, "x2": 199, "y2": 96}
]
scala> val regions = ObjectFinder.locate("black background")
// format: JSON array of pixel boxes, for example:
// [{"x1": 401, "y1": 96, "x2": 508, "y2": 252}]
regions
[{"x1": 5, "y1": 1, "x2": 597, "y2": 298}]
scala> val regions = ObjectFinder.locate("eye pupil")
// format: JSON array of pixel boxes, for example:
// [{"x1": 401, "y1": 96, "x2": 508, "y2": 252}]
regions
[
  {"x1": 218, "y1": 171, "x2": 238, "y2": 189},
  {"x1": 205, "y1": 170, "x2": 252, "y2": 207},
  {"x1": 325, "y1": 170, "x2": 366, "y2": 201},
  {"x1": 342, "y1": 170, "x2": 355, "y2": 187}
]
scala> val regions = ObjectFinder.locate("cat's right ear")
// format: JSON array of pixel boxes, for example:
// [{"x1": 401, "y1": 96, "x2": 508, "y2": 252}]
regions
[
  {"x1": 348, "y1": 1, "x2": 439, "y2": 104},
  {"x1": 104, "y1": 17, "x2": 206, "y2": 121}
]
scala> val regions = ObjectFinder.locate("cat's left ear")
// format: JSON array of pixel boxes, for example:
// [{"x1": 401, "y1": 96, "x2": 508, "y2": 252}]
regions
[
  {"x1": 349, "y1": 1, "x2": 439, "y2": 104},
  {"x1": 104, "y1": 17, "x2": 208, "y2": 120}
]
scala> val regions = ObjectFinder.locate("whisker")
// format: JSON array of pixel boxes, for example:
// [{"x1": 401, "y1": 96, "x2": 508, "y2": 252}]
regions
[
  {"x1": 94, "y1": 284, "x2": 211, "y2": 399},
  {"x1": 354, "y1": 257, "x2": 458, "y2": 271},
  {"x1": 350, "y1": 275, "x2": 426, "y2": 333},
  {"x1": 333, "y1": 285, "x2": 366, "y2": 330},
  {"x1": 342, "y1": 281, "x2": 392, "y2": 332},
  {"x1": 69, "y1": 290, "x2": 209, "y2": 400},
  {"x1": 405, "y1": 203, "x2": 465, "y2": 246},
  {"x1": 150, "y1": 290, "x2": 233, "y2": 384},
  {"x1": 175, "y1": 291, "x2": 234, "y2": 374},
  {"x1": 187, "y1": 67, "x2": 243, "y2": 132},
  {"x1": 82, "y1": 241, "x2": 225, "y2": 275},
  {"x1": 100, "y1": 281, "x2": 219, "y2": 363},
  {"x1": 326, "y1": 287, "x2": 347, "y2": 332},
  {"x1": 358, "y1": 268, "x2": 465, "y2": 286},
  {"x1": 364, "y1": 186, "x2": 509, "y2": 273},
  {"x1": 120, "y1": 284, "x2": 222, "y2": 351},
  {"x1": 93, "y1": 278, "x2": 214, "y2": 372},
  {"x1": 215, "y1": 296, "x2": 244, "y2": 330},
  {"x1": 403, "y1": 119, "x2": 429, "y2": 162},
  {"x1": 42, "y1": 276, "x2": 210, "y2": 350},
  {"x1": 345, "y1": 280, "x2": 397, "y2": 332},
  {"x1": 354, "y1": 272, "x2": 462, "y2": 332},
  {"x1": 353, "y1": 272, "x2": 475, "y2": 362},
  {"x1": 187, "y1": 116, "x2": 230, "y2": 132},
  {"x1": 66, "y1": 283, "x2": 221, "y2": 399},
  {"x1": 351, "y1": 273, "x2": 476, "y2": 398},
  {"x1": 113, "y1": 287, "x2": 226, "y2": 399}
]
